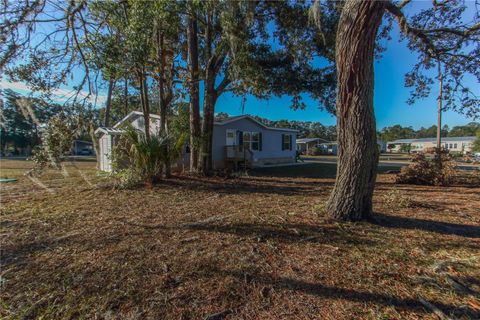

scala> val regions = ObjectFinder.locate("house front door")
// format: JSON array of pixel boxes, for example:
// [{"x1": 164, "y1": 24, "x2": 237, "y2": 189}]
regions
[{"x1": 226, "y1": 129, "x2": 236, "y2": 146}]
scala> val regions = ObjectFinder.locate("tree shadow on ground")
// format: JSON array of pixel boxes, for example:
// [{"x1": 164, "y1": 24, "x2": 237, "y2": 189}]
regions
[
  {"x1": 205, "y1": 266, "x2": 479, "y2": 318},
  {"x1": 371, "y1": 213, "x2": 480, "y2": 238},
  {"x1": 1, "y1": 233, "x2": 79, "y2": 268},
  {"x1": 182, "y1": 222, "x2": 376, "y2": 246},
  {"x1": 250, "y1": 163, "x2": 338, "y2": 179},
  {"x1": 157, "y1": 175, "x2": 333, "y2": 196}
]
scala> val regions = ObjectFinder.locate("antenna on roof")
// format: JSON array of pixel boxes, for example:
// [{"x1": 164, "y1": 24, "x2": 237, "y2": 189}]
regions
[{"x1": 240, "y1": 95, "x2": 246, "y2": 115}]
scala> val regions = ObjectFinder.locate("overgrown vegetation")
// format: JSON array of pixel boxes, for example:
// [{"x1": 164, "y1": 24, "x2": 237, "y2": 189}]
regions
[
  {"x1": 110, "y1": 126, "x2": 185, "y2": 188},
  {"x1": 396, "y1": 153, "x2": 456, "y2": 186},
  {"x1": 27, "y1": 116, "x2": 76, "y2": 176}
]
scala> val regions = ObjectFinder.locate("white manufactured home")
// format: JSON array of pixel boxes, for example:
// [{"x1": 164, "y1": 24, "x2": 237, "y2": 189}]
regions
[
  {"x1": 95, "y1": 112, "x2": 298, "y2": 172},
  {"x1": 387, "y1": 136, "x2": 476, "y2": 154}
]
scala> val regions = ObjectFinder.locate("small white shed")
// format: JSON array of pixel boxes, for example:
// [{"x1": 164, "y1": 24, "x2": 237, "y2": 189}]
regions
[
  {"x1": 95, "y1": 111, "x2": 162, "y2": 172},
  {"x1": 94, "y1": 127, "x2": 125, "y2": 171}
]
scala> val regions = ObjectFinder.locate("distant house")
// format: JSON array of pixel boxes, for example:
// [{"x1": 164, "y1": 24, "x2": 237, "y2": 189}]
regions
[
  {"x1": 309, "y1": 140, "x2": 386, "y2": 155},
  {"x1": 296, "y1": 138, "x2": 329, "y2": 153},
  {"x1": 95, "y1": 111, "x2": 298, "y2": 172},
  {"x1": 387, "y1": 136, "x2": 476, "y2": 154}
]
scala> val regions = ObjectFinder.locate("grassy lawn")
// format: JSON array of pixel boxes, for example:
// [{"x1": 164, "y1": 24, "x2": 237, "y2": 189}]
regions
[{"x1": 1, "y1": 159, "x2": 479, "y2": 319}]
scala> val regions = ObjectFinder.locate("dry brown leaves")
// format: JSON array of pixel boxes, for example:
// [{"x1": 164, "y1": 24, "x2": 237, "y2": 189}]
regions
[{"x1": 1, "y1": 160, "x2": 479, "y2": 319}]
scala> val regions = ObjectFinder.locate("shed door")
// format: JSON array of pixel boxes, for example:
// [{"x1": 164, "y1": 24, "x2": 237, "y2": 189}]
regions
[{"x1": 226, "y1": 129, "x2": 236, "y2": 146}]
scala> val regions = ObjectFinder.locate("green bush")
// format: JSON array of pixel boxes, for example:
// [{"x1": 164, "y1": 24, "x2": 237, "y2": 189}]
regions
[{"x1": 111, "y1": 126, "x2": 185, "y2": 188}]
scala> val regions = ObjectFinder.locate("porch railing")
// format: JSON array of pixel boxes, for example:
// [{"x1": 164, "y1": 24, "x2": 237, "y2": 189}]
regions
[{"x1": 225, "y1": 145, "x2": 253, "y2": 163}]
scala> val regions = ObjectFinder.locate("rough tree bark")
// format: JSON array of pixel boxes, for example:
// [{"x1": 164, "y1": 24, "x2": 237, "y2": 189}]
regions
[
  {"x1": 138, "y1": 70, "x2": 150, "y2": 141},
  {"x1": 326, "y1": 0, "x2": 386, "y2": 221},
  {"x1": 198, "y1": 9, "x2": 215, "y2": 175},
  {"x1": 156, "y1": 32, "x2": 172, "y2": 178},
  {"x1": 187, "y1": 11, "x2": 201, "y2": 172},
  {"x1": 199, "y1": 64, "x2": 217, "y2": 175}
]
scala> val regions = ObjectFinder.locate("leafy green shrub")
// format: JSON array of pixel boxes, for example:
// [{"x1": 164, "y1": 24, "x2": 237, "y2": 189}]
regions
[
  {"x1": 396, "y1": 152, "x2": 456, "y2": 186},
  {"x1": 111, "y1": 126, "x2": 185, "y2": 188}
]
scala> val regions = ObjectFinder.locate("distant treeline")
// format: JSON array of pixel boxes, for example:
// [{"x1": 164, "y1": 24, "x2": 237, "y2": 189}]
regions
[
  {"x1": 377, "y1": 123, "x2": 480, "y2": 142},
  {"x1": 3, "y1": 91, "x2": 479, "y2": 156},
  {"x1": 215, "y1": 112, "x2": 479, "y2": 142}
]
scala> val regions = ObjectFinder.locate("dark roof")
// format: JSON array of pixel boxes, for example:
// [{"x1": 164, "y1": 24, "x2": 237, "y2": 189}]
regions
[
  {"x1": 296, "y1": 138, "x2": 329, "y2": 144},
  {"x1": 214, "y1": 115, "x2": 298, "y2": 132}
]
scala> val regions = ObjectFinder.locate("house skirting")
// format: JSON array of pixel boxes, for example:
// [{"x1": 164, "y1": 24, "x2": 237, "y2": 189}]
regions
[{"x1": 214, "y1": 157, "x2": 295, "y2": 169}]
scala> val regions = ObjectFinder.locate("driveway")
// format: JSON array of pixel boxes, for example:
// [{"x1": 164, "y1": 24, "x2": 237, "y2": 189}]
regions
[{"x1": 301, "y1": 155, "x2": 479, "y2": 171}]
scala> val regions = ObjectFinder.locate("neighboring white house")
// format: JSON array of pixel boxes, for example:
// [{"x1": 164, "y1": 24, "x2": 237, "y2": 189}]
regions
[
  {"x1": 95, "y1": 112, "x2": 298, "y2": 172},
  {"x1": 387, "y1": 136, "x2": 476, "y2": 154},
  {"x1": 307, "y1": 140, "x2": 386, "y2": 155},
  {"x1": 296, "y1": 138, "x2": 329, "y2": 153}
]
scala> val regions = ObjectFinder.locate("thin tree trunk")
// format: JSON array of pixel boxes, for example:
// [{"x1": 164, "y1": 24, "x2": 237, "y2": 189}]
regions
[
  {"x1": 139, "y1": 71, "x2": 150, "y2": 141},
  {"x1": 436, "y1": 61, "x2": 443, "y2": 169},
  {"x1": 158, "y1": 34, "x2": 167, "y2": 134},
  {"x1": 326, "y1": 0, "x2": 386, "y2": 221},
  {"x1": 124, "y1": 75, "x2": 129, "y2": 117},
  {"x1": 157, "y1": 32, "x2": 171, "y2": 178},
  {"x1": 187, "y1": 11, "x2": 200, "y2": 172},
  {"x1": 88, "y1": 123, "x2": 100, "y2": 170},
  {"x1": 104, "y1": 79, "x2": 115, "y2": 127}
]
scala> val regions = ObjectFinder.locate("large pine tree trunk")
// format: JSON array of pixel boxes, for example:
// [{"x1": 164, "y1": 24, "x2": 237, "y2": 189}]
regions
[
  {"x1": 198, "y1": 9, "x2": 216, "y2": 175},
  {"x1": 326, "y1": 0, "x2": 385, "y2": 221},
  {"x1": 187, "y1": 12, "x2": 201, "y2": 172},
  {"x1": 199, "y1": 67, "x2": 216, "y2": 175}
]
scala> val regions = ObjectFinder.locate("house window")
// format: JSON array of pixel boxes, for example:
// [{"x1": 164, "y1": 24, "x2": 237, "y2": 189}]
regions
[
  {"x1": 454, "y1": 143, "x2": 457, "y2": 149},
  {"x1": 282, "y1": 134, "x2": 292, "y2": 151},
  {"x1": 242, "y1": 132, "x2": 261, "y2": 151},
  {"x1": 243, "y1": 132, "x2": 251, "y2": 150},
  {"x1": 251, "y1": 132, "x2": 260, "y2": 151},
  {"x1": 449, "y1": 143, "x2": 453, "y2": 148}
]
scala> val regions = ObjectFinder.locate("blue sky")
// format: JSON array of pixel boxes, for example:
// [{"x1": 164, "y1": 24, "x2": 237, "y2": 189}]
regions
[
  {"x1": 1, "y1": 1, "x2": 478, "y2": 130},
  {"x1": 214, "y1": 1, "x2": 479, "y2": 129}
]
